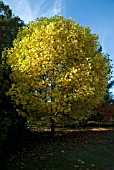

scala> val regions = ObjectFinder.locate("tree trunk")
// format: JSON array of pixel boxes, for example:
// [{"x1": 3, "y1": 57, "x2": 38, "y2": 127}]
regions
[{"x1": 50, "y1": 116, "x2": 55, "y2": 137}]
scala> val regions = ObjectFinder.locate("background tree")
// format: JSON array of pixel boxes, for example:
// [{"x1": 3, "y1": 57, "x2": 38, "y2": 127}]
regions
[
  {"x1": 0, "y1": 1, "x2": 26, "y2": 148},
  {"x1": 92, "y1": 80, "x2": 114, "y2": 122},
  {"x1": 0, "y1": 1, "x2": 24, "y2": 55},
  {"x1": 5, "y1": 16, "x2": 112, "y2": 134},
  {"x1": 105, "y1": 80, "x2": 114, "y2": 104}
]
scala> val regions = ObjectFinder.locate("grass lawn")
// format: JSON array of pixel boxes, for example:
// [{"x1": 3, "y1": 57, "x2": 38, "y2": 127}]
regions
[{"x1": 2, "y1": 127, "x2": 114, "y2": 170}]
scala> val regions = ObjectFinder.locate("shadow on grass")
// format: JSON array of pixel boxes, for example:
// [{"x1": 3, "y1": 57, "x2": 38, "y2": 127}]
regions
[{"x1": 1, "y1": 127, "x2": 114, "y2": 170}]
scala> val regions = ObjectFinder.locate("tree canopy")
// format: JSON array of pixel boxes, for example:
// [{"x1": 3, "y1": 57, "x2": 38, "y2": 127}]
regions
[
  {"x1": 0, "y1": 1, "x2": 24, "y2": 55},
  {"x1": 0, "y1": 1, "x2": 26, "y2": 146},
  {"x1": 0, "y1": 1, "x2": 24, "y2": 114},
  {"x1": 4, "y1": 16, "x2": 112, "y2": 130}
]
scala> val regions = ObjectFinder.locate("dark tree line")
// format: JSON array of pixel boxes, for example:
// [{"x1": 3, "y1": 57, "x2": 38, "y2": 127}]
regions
[{"x1": 0, "y1": 1, "x2": 27, "y2": 155}]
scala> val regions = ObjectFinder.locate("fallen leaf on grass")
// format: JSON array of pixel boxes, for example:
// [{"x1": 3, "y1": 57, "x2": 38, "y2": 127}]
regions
[
  {"x1": 74, "y1": 165, "x2": 80, "y2": 168},
  {"x1": 40, "y1": 156, "x2": 45, "y2": 159},
  {"x1": 78, "y1": 159, "x2": 82, "y2": 162},
  {"x1": 91, "y1": 164, "x2": 95, "y2": 167},
  {"x1": 81, "y1": 161, "x2": 85, "y2": 164}
]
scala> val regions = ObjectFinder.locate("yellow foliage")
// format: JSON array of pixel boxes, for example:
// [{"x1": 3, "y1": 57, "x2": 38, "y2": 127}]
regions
[{"x1": 4, "y1": 16, "x2": 112, "y2": 123}]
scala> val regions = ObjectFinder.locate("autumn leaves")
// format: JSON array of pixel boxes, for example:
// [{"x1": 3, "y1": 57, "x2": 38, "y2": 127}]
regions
[{"x1": 5, "y1": 16, "x2": 112, "y2": 125}]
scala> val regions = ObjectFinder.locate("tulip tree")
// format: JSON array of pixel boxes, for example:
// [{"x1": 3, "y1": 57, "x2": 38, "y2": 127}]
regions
[{"x1": 5, "y1": 16, "x2": 112, "y2": 133}]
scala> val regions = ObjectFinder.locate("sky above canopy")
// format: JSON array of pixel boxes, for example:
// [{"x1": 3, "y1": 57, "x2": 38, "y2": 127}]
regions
[{"x1": 2, "y1": 0, "x2": 114, "y2": 93}]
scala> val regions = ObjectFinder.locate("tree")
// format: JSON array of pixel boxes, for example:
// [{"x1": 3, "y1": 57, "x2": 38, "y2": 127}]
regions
[
  {"x1": 0, "y1": 1, "x2": 24, "y2": 56},
  {"x1": 5, "y1": 16, "x2": 112, "y2": 134},
  {"x1": 92, "y1": 80, "x2": 114, "y2": 122},
  {"x1": 0, "y1": 0, "x2": 24, "y2": 105},
  {"x1": 0, "y1": 1, "x2": 26, "y2": 147},
  {"x1": 93, "y1": 102, "x2": 114, "y2": 122},
  {"x1": 105, "y1": 80, "x2": 114, "y2": 104}
]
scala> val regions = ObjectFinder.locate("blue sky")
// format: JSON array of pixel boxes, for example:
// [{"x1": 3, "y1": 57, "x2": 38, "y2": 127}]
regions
[{"x1": 2, "y1": 0, "x2": 114, "y2": 93}]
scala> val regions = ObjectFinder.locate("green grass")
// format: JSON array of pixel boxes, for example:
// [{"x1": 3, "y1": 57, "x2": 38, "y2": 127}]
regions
[{"x1": 3, "y1": 128, "x2": 114, "y2": 170}]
